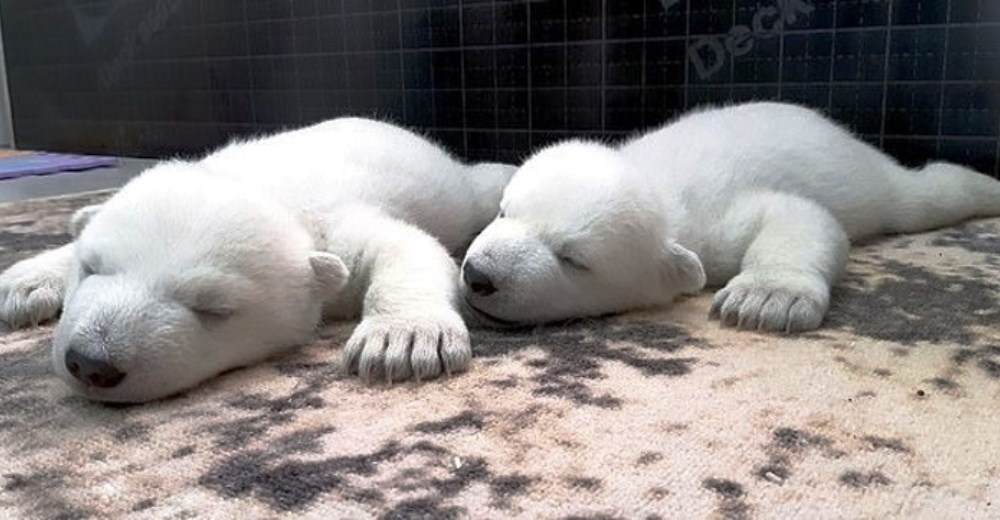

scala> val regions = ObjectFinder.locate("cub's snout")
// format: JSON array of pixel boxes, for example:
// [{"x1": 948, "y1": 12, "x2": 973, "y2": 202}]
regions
[
  {"x1": 64, "y1": 348, "x2": 127, "y2": 389},
  {"x1": 462, "y1": 261, "x2": 497, "y2": 297}
]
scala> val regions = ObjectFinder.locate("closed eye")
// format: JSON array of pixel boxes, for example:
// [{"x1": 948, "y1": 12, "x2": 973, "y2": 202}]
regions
[
  {"x1": 173, "y1": 273, "x2": 249, "y2": 326},
  {"x1": 558, "y1": 253, "x2": 589, "y2": 272},
  {"x1": 79, "y1": 259, "x2": 99, "y2": 279},
  {"x1": 190, "y1": 305, "x2": 236, "y2": 324},
  {"x1": 183, "y1": 290, "x2": 238, "y2": 325}
]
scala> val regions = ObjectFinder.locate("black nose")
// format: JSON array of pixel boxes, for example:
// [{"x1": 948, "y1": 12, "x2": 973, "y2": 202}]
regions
[
  {"x1": 463, "y1": 261, "x2": 498, "y2": 296},
  {"x1": 65, "y1": 348, "x2": 126, "y2": 388}
]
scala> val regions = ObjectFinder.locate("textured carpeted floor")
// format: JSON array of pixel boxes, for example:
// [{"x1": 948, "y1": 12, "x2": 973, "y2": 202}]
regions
[{"x1": 1, "y1": 191, "x2": 999, "y2": 519}]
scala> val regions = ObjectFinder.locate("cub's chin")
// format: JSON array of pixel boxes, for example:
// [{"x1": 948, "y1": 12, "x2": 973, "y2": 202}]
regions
[{"x1": 459, "y1": 296, "x2": 525, "y2": 330}]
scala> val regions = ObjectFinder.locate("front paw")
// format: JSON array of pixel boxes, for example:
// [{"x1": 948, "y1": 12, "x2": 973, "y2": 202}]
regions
[
  {"x1": 0, "y1": 255, "x2": 67, "y2": 330},
  {"x1": 343, "y1": 309, "x2": 472, "y2": 383},
  {"x1": 709, "y1": 272, "x2": 829, "y2": 333}
]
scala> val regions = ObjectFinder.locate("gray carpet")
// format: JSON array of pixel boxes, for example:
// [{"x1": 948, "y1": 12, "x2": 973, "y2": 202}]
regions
[{"x1": 2, "y1": 190, "x2": 999, "y2": 518}]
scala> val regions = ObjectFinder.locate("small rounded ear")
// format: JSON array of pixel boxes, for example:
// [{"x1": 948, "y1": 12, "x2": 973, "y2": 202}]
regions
[
  {"x1": 309, "y1": 252, "x2": 349, "y2": 293},
  {"x1": 662, "y1": 241, "x2": 706, "y2": 295},
  {"x1": 69, "y1": 204, "x2": 103, "y2": 238}
]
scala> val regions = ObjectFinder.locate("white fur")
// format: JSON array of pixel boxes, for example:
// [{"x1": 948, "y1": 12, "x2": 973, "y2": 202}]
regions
[
  {"x1": 0, "y1": 118, "x2": 514, "y2": 402},
  {"x1": 461, "y1": 102, "x2": 1000, "y2": 331}
]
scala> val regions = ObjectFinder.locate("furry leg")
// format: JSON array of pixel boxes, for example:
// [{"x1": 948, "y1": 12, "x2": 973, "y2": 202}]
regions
[{"x1": 710, "y1": 192, "x2": 849, "y2": 333}]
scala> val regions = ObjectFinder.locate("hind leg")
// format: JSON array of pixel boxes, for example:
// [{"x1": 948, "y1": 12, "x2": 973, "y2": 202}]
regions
[
  {"x1": 709, "y1": 192, "x2": 849, "y2": 333},
  {"x1": 884, "y1": 162, "x2": 1000, "y2": 234}
]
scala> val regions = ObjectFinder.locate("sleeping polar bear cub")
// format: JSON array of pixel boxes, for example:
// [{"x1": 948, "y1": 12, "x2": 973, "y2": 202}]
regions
[
  {"x1": 0, "y1": 118, "x2": 514, "y2": 402},
  {"x1": 461, "y1": 102, "x2": 1000, "y2": 331}
]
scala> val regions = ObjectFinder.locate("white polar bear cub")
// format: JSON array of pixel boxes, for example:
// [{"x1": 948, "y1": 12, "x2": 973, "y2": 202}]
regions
[
  {"x1": 0, "y1": 118, "x2": 514, "y2": 402},
  {"x1": 461, "y1": 102, "x2": 1000, "y2": 331}
]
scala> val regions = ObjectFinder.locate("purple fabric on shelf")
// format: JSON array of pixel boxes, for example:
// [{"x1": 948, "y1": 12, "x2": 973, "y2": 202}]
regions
[{"x1": 0, "y1": 152, "x2": 118, "y2": 180}]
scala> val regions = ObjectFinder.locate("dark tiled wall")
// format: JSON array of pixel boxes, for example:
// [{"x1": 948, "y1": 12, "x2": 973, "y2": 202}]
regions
[{"x1": 2, "y1": 0, "x2": 998, "y2": 175}]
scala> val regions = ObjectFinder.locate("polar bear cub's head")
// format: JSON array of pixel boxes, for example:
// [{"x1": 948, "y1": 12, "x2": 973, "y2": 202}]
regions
[
  {"x1": 460, "y1": 141, "x2": 705, "y2": 325},
  {"x1": 55, "y1": 163, "x2": 347, "y2": 403}
]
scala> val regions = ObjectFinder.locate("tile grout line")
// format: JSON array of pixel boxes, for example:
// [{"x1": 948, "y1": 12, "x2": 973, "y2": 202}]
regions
[{"x1": 878, "y1": 0, "x2": 895, "y2": 149}]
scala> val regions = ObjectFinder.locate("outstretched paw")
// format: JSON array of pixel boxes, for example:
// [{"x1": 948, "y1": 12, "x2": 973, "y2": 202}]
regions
[
  {"x1": 342, "y1": 309, "x2": 472, "y2": 383},
  {"x1": 0, "y1": 252, "x2": 69, "y2": 330},
  {"x1": 709, "y1": 272, "x2": 829, "y2": 333}
]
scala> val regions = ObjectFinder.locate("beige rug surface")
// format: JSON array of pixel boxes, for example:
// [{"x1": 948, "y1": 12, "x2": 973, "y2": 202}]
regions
[{"x1": 1, "y1": 191, "x2": 999, "y2": 519}]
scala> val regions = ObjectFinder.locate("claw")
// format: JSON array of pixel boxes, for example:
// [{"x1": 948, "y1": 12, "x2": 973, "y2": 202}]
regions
[
  {"x1": 343, "y1": 314, "x2": 471, "y2": 384},
  {"x1": 712, "y1": 275, "x2": 828, "y2": 334}
]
